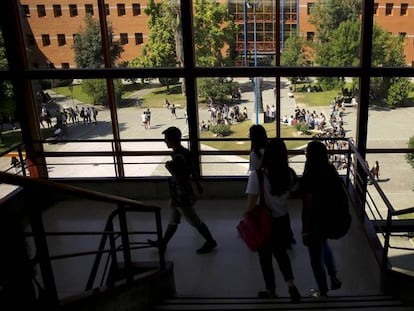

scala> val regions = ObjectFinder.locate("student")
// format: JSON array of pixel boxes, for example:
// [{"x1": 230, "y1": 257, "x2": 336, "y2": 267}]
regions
[
  {"x1": 300, "y1": 140, "x2": 342, "y2": 299},
  {"x1": 248, "y1": 124, "x2": 268, "y2": 173},
  {"x1": 371, "y1": 160, "x2": 380, "y2": 181},
  {"x1": 245, "y1": 138, "x2": 301, "y2": 302},
  {"x1": 148, "y1": 127, "x2": 217, "y2": 254}
]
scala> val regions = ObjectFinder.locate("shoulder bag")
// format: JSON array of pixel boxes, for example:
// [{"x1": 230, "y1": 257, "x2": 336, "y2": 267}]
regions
[{"x1": 237, "y1": 170, "x2": 272, "y2": 251}]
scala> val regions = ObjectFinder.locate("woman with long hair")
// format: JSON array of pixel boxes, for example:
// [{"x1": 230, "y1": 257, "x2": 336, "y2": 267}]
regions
[
  {"x1": 248, "y1": 124, "x2": 268, "y2": 172},
  {"x1": 245, "y1": 138, "x2": 301, "y2": 302},
  {"x1": 301, "y1": 140, "x2": 342, "y2": 299}
]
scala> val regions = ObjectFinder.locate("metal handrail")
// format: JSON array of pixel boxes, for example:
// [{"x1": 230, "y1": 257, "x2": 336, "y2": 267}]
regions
[{"x1": 0, "y1": 171, "x2": 164, "y2": 307}]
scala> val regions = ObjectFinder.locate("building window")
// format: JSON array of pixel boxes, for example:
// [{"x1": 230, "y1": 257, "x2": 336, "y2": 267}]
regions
[
  {"x1": 53, "y1": 5, "x2": 62, "y2": 17},
  {"x1": 385, "y1": 3, "x2": 393, "y2": 16},
  {"x1": 26, "y1": 34, "x2": 35, "y2": 46},
  {"x1": 41, "y1": 34, "x2": 50, "y2": 46},
  {"x1": 120, "y1": 33, "x2": 128, "y2": 45},
  {"x1": 132, "y1": 3, "x2": 141, "y2": 16},
  {"x1": 85, "y1": 4, "x2": 94, "y2": 16},
  {"x1": 37, "y1": 5, "x2": 46, "y2": 17},
  {"x1": 307, "y1": 3, "x2": 315, "y2": 15},
  {"x1": 69, "y1": 4, "x2": 78, "y2": 17},
  {"x1": 399, "y1": 32, "x2": 406, "y2": 39},
  {"x1": 61, "y1": 63, "x2": 70, "y2": 69},
  {"x1": 306, "y1": 32, "x2": 314, "y2": 41},
  {"x1": 374, "y1": 3, "x2": 379, "y2": 15},
  {"x1": 400, "y1": 3, "x2": 408, "y2": 16},
  {"x1": 105, "y1": 4, "x2": 110, "y2": 15},
  {"x1": 22, "y1": 5, "x2": 30, "y2": 16},
  {"x1": 57, "y1": 34, "x2": 66, "y2": 46},
  {"x1": 117, "y1": 4, "x2": 126, "y2": 16},
  {"x1": 135, "y1": 33, "x2": 143, "y2": 44}
]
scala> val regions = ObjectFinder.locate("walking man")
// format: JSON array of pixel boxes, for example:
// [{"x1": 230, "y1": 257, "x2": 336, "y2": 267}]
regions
[{"x1": 148, "y1": 126, "x2": 217, "y2": 254}]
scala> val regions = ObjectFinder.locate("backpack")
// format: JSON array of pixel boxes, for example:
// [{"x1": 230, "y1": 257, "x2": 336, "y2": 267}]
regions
[{"x1": 317, "y1": 173, "x2": 351, "y2": 239}]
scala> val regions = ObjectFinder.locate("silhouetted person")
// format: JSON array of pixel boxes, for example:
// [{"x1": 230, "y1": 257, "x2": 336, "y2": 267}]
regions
[{"x1": 148, "y1": 127, "x2": 217, "y2": 254}]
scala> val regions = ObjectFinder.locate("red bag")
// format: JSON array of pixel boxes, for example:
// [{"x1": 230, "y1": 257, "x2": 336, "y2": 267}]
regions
[
  {"x1": 237, "y1": 204, "x2": 272, "y2": 251},
  {"x1": 237, "y1": 169, "x2": 272, "y2": 251}
]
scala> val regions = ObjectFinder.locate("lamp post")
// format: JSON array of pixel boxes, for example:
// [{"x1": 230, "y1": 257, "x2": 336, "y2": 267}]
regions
[
  {"x1": 246, "y1": 1, "x2": 261, "y2": 124},
  {"x1": 243, "y1": 1, "x2": 248, "y2": 66}
]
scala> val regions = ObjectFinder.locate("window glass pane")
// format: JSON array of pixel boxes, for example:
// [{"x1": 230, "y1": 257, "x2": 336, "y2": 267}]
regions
[
  {"x1": 0, "y1": 78, "x2": 24, "y2": 186},
  {"x1": 367, "y1": 76, "x2": 413, "y2": 149},
  {"x1": 373, "y1": 2, "x2": 412, "y2": 67},
  {"x1": 117, "y1": 76, "x2": 186, "y2": 177},
  {"x1": 39, "y1": 78, "x2": 117, "y2": 177},
  {"x1": 366, "y1": 75, "x2": 414, "y2": 208}
]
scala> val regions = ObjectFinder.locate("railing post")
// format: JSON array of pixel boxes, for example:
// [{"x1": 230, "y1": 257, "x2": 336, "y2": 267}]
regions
[
  {"x1": 117, "y1": 203, "x2": 133, "y2": 283},
  {"x1": 381, "y1": 209, "x2": 393, "y2": 271}
]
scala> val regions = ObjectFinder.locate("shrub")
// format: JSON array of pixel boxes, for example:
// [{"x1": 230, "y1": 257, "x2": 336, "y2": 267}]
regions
[
  {"x1": 406, "y1": 136, "x2": 414, "y2": 169},
  {"x1": 295, "y1": 122, "x2": 311, "y2": 134},
  {"x1": 210, "y1": 124, "x2": 231, "y2": 137}
]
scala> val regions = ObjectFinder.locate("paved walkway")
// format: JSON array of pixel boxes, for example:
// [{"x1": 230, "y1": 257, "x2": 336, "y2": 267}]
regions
[{"x1": 38, "y1": 78, "x2": 414, "y2": 209}]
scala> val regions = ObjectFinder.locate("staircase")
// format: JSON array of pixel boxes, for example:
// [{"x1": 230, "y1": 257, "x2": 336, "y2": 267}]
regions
[{"x1": 152, "y1": 295, "x2": 413, "y2": 311}]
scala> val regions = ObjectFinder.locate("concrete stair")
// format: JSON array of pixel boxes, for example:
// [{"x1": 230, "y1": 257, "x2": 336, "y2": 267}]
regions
[{"x1": 152, "y1": 295, "x2": 413, "y2": 311}]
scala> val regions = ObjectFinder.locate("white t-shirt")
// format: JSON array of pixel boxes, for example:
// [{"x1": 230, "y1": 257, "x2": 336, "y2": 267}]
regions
[
  {"x1": 249, "y1": 148, "x2": 264, "y2": 172},
  {"x1": 246, "y1": 170, "x2": 294, "y2": 218}
]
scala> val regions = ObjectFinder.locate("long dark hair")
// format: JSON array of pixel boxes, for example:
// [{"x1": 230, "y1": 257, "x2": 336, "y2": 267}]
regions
[
  {"x1": 303, "y1": 140, "x2": 336, "y2": 180},
  {"x1": 249, "y1": 124, "x2": 268, "y2": 158},
  {"x1": 261, "y1": 138, "x2": 292, "y2": 196}
]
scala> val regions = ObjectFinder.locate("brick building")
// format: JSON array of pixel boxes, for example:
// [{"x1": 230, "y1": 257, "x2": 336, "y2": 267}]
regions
[
  {"x1": 298, "y1": 0, "x2": 414, "y2": 66},
  {"x1": 19, "y1": 0, "x2": 149, "y2": 68},
  {"x1": 19, "y1": 0, "x2": 414, "y2": 69}
]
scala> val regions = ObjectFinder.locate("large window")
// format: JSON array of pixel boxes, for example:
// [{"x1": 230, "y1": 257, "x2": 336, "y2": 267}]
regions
[{"x1": 0, "y1": 1, "x2": 413, "y2": 184}]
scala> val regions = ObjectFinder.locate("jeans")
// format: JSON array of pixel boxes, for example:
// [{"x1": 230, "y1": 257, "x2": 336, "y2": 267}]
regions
[{"x1": 307, "y1": 237, "x2": 337, "y2": 295}]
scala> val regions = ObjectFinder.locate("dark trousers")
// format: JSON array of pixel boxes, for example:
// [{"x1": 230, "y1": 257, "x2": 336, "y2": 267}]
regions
[
  {"x1": 307, "y1": 237, "x2": 337, "y2": 295},
  {"x1": 257, "y1": 214, "x2": 295, "y2": 291}
]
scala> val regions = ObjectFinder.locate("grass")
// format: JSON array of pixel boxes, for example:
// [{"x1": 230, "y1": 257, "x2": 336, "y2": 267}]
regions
[
  {"x1": 53, "y1": 84, "x2": 93, "y2": 104},
  {"x1": 294, "y1": 89, "x2": 340, "y2": 107},
  {"x1": 199, "y1": 120, "x2": 311, "y2": 154}
]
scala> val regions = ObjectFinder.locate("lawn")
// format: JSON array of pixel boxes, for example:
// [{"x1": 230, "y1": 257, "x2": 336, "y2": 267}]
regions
[{"x1": 199, "y1": 120, "x2": 311, "y2": 154}]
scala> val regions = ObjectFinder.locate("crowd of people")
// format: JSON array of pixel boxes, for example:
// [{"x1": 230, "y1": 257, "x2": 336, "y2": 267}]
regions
[{"x1": 199, "y1": 99, "x2": 250, "y2": 131}]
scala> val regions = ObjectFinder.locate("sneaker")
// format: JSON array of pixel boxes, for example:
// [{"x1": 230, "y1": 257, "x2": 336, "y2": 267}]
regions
[
  {"x1": 310, "y1": 289, "x2": 328, "y2": 300},
  {"x1": 258, "y1": 290, "x2": 277, "y2": 299},
  {"x1": 331, "y1": 276, "x2": 342, "y2": 290},
  {"x1": 288, "y1": 286, "x2": 301, "y2": 303},
  {"x1": 196, "y1": 240, "x2": 217, "y2": 254}
]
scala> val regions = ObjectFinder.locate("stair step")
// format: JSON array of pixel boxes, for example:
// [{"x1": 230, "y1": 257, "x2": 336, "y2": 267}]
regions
[{"x1": 152, "y1": 295, "x2": 412, "y2": 311}]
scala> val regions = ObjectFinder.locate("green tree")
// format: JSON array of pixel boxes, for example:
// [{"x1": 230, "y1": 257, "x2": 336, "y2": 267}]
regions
[
  {"x1": 0, "y1": 31, "x2": 13, "y2": 98},
  {"x1": 198, "y1": 77, "x2": 238, "y2": 102},
  {"x1": 72, "y1": 14, "x2": 123, "y2": 68},
  {"x1": 193, "y1": 0, "x2": 238, "y2": 67},
  {"x1": 129, "y1": 0, "x2": 179, "y2": 91},
  {"x1": 281, "y1": 35, "x2": 313, "y2": 90},
  {"x1": 386, "y1": 78, "x2": 411, "y2": 107},
  {"x1": 309, "y1": 0, "x2": 361, "y2": 43},
  {"x1": 131, "y1": 0, "x2": 238, "y2": 96},
  {"x1": 131, "y1": 1, "x2": 176, "y2": 68},
  {"x1": 72, "y1": 15, "x2": 124, "y2": 105}
]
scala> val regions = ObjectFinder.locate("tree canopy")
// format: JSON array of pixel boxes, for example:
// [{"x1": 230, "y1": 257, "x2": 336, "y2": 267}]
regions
[{"x1": 72, "y1": 14, "x2": 123, "y2": 68}]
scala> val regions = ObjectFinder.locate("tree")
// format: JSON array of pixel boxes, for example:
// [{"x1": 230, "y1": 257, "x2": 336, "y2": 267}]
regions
[
  {"x1": 309, "y1": 0, "x2": 361, "y2": 43},
  {"x1": 281, "y1": 35, "x2": 313, "y2": 90},
  {"x1": 128, "y1": 0, "x2": 179, "y2": 92},
  {"x1": 193, "y1": 0, "x2": 238, "y2": 67},
  {"x1": 130, "y1": 0, "x2": 238, "y2": 95},
  {"x1": 72, "y1": 15, "x2": 124, "y2": 105},
  {"x1": 0, "y1": 31, "x2": 13, "y2": 98},
  {"x1": 198, "y1": 77, "x2": 238, "y2": 102},
  {"x1": 72, "y1": 14, "x2": 123, "y2": 68}
]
